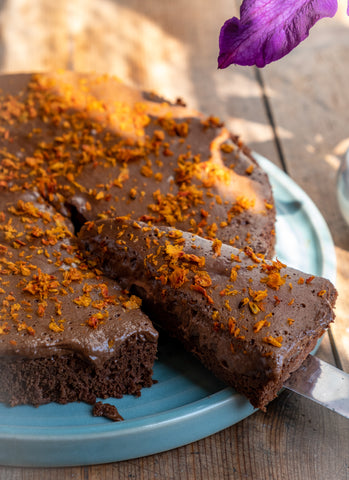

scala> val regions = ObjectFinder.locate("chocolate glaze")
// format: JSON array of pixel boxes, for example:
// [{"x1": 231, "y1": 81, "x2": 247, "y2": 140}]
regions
[
  {"x1": 78, "y1": 219, "x2": 337, "y2": 409},
  {"x1": 0, "y1": 190, "x2": 158, "y2": 370},
  {"x1": 0, "y1": 72, "x2": 276, "y2": 255}
]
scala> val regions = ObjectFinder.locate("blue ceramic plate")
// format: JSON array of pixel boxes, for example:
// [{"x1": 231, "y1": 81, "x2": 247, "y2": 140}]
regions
[{"x1": 0, "y1": 155, "x2": 336, "y2": 467}]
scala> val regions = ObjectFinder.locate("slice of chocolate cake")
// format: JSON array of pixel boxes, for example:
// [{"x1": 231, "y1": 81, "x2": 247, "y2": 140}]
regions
[
  {"x1": 0, "y1": 191, "x2": 158, "y2": 406},
  {"x1": 78, "y1": 218, "x2": 337, "y2": 410}
]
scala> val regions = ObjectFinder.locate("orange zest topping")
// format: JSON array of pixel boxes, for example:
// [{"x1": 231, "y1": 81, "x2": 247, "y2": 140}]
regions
[
  {"x1": 306, "y1": 276, "x2": 315, "y2": 284},
  {"x1": 169, "y1": 266, "x2": 189, "y2": 288},
  {"x1": 262, "y1": 335, "x2": 283, "y2": 348},
  {"x1": 212, "y1": 238, "x2": 222, "y2": 257},
  {"x1": 123, "y1": 295, "x2": 142, "y2": 310},
  {"x1": 253, "y1": 317, "x2": 271, "y2": 333},
  {"x1": 190, "y1": 284, "x2": 214, "y2": 304},
  {"x1": 49, "y1": 318, "x2": 65, "y2": 333},
  {"x1": 23, "y1": 269, "x2": 60, "y2": 299},
  {"x1": 260, "y1": 271, "x2": 286, "y2": 290},
  {"x1": 194, "y1": 271, "x2": 212, "y2": 288},
  {"x1": 244, "y1": 246, "x2": 261, "y2": 263}
]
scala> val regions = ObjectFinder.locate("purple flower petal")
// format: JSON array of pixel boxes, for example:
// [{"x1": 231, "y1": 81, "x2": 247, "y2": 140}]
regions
[{"x1": 218, "y1": 0, "x2": 338, "y2": 68}]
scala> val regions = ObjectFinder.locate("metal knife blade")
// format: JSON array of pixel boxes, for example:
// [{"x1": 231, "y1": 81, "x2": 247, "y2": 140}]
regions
[{"x1": 284, "y1": 355, "x2": 349, "y2": 419}]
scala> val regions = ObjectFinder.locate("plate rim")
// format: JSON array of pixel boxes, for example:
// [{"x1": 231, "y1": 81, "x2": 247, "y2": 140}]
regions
[{"x1": 255, "y1": 153, "x2": 336, "y2": 283}]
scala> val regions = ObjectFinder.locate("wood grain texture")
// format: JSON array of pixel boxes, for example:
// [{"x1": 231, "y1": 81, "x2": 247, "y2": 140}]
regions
[
  {"x1": 0, "y1": 0, "x2": 279, "y2": 162},
  {"x1": 260, "y1": 2, "x2": 349, "y2": 373},
  {"x1": 0, "y1": 1, "x2": 348, "y2": 479}
]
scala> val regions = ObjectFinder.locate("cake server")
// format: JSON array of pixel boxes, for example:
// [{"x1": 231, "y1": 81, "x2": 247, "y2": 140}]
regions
[{"x1": 284, "y1": 355, "x2": 349, "y2": 419}]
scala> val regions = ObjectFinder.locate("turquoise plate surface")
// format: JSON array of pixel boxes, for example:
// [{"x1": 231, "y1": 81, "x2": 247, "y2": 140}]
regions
[{"x1": 0, "y1": 155, "x2": 336, "y2": 467}]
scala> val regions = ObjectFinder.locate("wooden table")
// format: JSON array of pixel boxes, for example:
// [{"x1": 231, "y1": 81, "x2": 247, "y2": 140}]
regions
[{"x1": 0, "y1": 1, "x2": 348, "y2": 478}]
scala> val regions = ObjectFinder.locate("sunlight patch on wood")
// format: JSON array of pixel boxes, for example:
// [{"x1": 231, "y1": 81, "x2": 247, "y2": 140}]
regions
[
  {"x1": 0, "y1": 0, "x2": 194, "y2": 104},
  {"x1": 225, "y1": 118, "x2": 293, "y2": 146}
]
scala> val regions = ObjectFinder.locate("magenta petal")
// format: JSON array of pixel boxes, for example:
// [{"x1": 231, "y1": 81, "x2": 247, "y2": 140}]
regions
[{"x1": 218, "y1": 0, "x2": 338, "y2": 68}]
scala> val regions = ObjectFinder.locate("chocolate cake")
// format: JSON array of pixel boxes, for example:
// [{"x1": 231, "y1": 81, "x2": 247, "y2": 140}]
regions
[
  {"x1": 0, "y1": 191, "x2": 158, "y2": 406},
  {"x1": 0, "y1": 71, "x2": 336, "y2": 410},
  {"x1": 78, "y1": 219, "x2": 337, "y2": 410}
]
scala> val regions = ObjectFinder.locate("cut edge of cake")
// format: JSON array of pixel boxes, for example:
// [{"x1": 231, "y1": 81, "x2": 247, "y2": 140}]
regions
[{"x1": 78, "y1": 218, "x2": 337, "y2": 410}]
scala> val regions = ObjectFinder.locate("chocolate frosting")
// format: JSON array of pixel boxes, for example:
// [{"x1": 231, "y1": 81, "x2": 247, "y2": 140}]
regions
[
  {"x1": 0, "y1": 190, "x2": 157, "y2": 369},
  {"x1": 0, "y1": 72, "x2": 276, "y2": 255}
]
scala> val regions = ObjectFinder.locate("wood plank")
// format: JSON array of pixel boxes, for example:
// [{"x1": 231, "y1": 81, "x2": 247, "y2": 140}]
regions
[
  {"x1": 2, "y1": 398, "x2": 349, "y2": 480},
  {"x1": 260, "y1": 4, "x2": 349, "y2": 371},
  {"x1": 0, "y1": 466, "x2": 84, "y2": 480}
]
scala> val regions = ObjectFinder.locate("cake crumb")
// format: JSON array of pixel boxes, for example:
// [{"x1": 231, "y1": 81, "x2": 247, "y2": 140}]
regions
[{"x1": 92, "y1": 401, "x2": 124, "y2": 422}]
